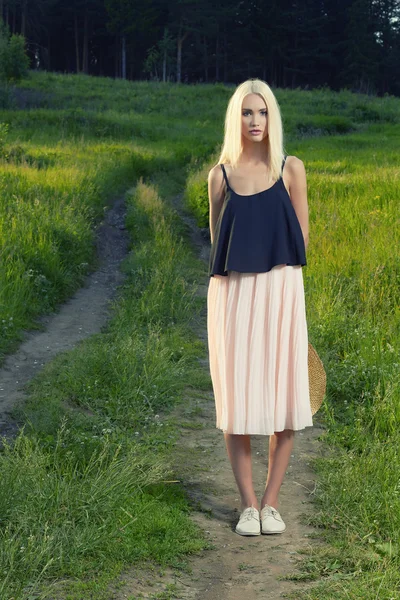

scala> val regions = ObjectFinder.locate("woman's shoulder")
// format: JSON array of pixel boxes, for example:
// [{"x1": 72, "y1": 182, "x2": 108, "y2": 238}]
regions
[
  {"x1": 284, "y1": 155, "x2": 306, "y2": 178},
  {"x1": 208, "y1": 164, "x2": 227, "y2": 200},
  {"x1": 208, "y1": 163, "x2": 224, "y2": 181},
  {"x1": 209, "y1": 162, "x2": 234, "y2": 180},
  {"x1": 283, "y1": 156, "x2": 307, "y2": 191},
  {"x1": 285, "y1": 155, "x2": 305, "y2": 169}
]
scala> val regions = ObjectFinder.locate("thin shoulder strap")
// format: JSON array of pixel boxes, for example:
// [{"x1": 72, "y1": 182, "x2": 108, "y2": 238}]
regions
[
  {"x1": 281, "y1": 155, "x2": 287, "y2": 176},
  {"x1": 220, "y1": 164, "x2": 232, "y2": 191}
]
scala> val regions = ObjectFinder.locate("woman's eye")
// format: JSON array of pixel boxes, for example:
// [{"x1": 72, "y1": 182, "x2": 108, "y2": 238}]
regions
[{"x1": 243, "y1": 111, "x2": 267, "y2": 116}]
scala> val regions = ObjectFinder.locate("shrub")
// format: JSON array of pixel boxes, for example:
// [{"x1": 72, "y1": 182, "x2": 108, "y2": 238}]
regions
[
  {"x1": 0, "y1": 18, "x2": 30, "y2": 82},
  {"x1": 0, "y1": 121, "x2": 9, "y2": 157},
  {"x1": 0, "y1": 81, "x2": 12, "y2": 107}
]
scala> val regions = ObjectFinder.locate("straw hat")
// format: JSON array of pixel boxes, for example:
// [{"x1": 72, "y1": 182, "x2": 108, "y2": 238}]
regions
[{"x1": 308, "y1": 342, "x2": 326, "y2": 415}]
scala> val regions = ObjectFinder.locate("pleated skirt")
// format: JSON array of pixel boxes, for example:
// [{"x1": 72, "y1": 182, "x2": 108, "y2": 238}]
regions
[{"x1": 207, "y1": 265, "x2": 314, "y2": 435}]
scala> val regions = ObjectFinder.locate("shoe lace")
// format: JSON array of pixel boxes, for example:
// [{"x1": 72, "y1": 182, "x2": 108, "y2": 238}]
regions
[
  {"x1": 262, "y1": 505, "x2": 279, "y2": 517},
  {"x1": 242, "y1": 507, "x2": 259, "y2": 521}
]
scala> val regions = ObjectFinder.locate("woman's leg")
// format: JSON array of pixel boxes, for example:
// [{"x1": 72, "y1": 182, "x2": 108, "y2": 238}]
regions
[
  {"x1": 224, "y1": 433, "x2": 259, "y2": 511},
  {"x1": 260, "y1": 429, "x2": 295, "y2": 510}
]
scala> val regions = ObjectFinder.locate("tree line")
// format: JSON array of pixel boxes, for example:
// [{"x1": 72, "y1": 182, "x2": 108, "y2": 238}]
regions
[{"x1": 1, "y1": 0, "x2": 399, "y2": 95}]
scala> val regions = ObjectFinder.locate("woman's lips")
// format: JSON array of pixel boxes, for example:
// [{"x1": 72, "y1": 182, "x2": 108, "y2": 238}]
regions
[{"x1": 250, "y1": 130, "x2": 262, "y2": 134}]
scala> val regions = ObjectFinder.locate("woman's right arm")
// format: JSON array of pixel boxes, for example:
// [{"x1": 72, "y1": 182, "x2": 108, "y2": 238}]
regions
[{"x1": 208, "y1": 165, "x2": 226, "y2": 245}]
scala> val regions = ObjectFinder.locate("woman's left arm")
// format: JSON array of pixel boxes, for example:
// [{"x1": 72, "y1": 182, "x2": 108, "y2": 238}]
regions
[{"x1": 288, "y1": 156, "x2": 309, "y2": 251}]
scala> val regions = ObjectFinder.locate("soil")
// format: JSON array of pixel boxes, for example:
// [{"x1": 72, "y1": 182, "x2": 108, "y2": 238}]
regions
[
  {"x1": 0, "y1": 193, "x2": 131, "y2": 441},
  {"x1": 0, "y1": 186, "x2": 329, "y2": 599},
  {"x1": 114, "y1": 193, "x2": 329, "y2": 599}
]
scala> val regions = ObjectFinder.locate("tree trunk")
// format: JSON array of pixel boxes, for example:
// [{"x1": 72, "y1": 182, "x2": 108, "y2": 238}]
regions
[
  {"x1": 203, "y1": 35, "x2": 208, "y2": 82},
  {"x1": 12, "y1": 3, "x2": 16, "y2": 33},
  {"x1": 47, "y1": 31, "x2": 51, "y2": 70},
  {"x1": 121, "y1": 35, "x2": 126, "y2": 79},
  {"x1": 74, "y1": 11, "x2": 80, "y2": 73},
  {"x1": 98, "y1": 45, "x2": 103, "y2": 76},
  {"x1": 162, "y1": 26, "x2": 168, "y2": 82},
  {"x1": 223, "y1": 27, "x2": 227, "y2": 82},
  {"x1": 176, "y1": 23, "x2": 189, "y2": 83},
  {"x1": 115, "y1": 34, "x2": 119, "y2": 77},
  {"x1": 291, "y1": 28, "x2": 298, "y2": 88},
  {"x1": 163, "y1": 45, "x2": 167, "y2": 82},
  {"x1": 215, "y1": 30, "x2": 219, "y2": 81},
  {"x1": 82, "y1": 9, "x2": 89, "y2": 74},
  {"x1": 21, "y1": 0, "x2": 27, "y2": 37},
  {"x1": 177, "y1": 36, "x2": 182, "y2": 83}
]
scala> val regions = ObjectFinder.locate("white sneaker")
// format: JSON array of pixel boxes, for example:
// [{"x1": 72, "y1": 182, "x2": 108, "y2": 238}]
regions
[
  {"x1": 260, "y1": 504, "x2": 286, "y2": 534},
  {"x1": 235, "y1": 506, "x2": 261, "y2": 536}
]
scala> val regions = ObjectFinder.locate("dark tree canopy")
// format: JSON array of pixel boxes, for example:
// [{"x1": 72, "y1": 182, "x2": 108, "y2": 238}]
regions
[{"x1": 1, "y1": 0, "x2": 399, "y2": 95}]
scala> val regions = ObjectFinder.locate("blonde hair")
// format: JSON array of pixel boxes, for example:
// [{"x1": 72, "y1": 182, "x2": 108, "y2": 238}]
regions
[{"x1": 217, "y1": 78, "x2": 286, "y2": 183}]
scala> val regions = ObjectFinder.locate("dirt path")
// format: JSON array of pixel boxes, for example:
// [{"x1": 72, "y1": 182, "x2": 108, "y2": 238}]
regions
[
  {"x1": 0, "y1": 186, "x2": 328, "y2": 598},
  {"x1": 120, "y1": 193, "x2": 328, "y2": 599},
  {"x1": 0, "y1": 194, "x2": 130, "y2": 441}
]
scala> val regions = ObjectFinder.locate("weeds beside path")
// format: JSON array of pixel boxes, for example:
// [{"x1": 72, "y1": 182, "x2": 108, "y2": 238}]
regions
[
  {"x1": 2, "y1": 73, "x2": 400, "y2": 600},
  {"x1": 113, "y1": 191, "x2": 330, "y2": 600},
  {"x1": 0, "y1": 193, "x2": 130, "y2": 441}
]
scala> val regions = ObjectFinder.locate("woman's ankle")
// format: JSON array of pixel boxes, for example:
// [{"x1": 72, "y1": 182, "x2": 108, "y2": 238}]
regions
[
  {"x1": 260, "y1": 496, "x2": 279, "y2": 510},
  {"x1": 240, "y1": 498, "x2": 259, "y2": 511}
]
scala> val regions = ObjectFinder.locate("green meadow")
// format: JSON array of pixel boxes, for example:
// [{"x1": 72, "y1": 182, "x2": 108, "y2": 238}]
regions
[{"x1": 0, "y1": 71, "x2": 399, "y2": 598}]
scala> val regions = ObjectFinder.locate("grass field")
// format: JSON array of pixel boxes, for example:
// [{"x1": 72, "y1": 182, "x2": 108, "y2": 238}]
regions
[{"x1": 0, "y1": 71, "x2": 399, "y2": 599}]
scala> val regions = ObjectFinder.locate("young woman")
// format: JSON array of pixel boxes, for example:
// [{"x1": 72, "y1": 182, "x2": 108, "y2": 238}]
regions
[{"x1": 207, "y1": 78, "x2": 313, "y2": 536}]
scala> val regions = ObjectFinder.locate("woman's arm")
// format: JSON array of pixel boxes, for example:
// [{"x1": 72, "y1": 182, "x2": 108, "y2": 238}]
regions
[
  {"x1": 208, "y1": 165, "x2": 226, "y2": 245},
  {"x1": 287, "y1": 156, "x2": 309, "y2": 251}
]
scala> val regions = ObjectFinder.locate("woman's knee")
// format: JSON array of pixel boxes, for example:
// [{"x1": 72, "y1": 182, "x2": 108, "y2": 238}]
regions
[{"x1": 274, "y1": 428, "x2": 295, "y2": 439}]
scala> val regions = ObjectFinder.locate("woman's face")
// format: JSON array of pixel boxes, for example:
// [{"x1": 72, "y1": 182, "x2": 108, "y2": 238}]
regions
[{"x1": 241, "y1": 93, "x2": 268, "y2": 143}]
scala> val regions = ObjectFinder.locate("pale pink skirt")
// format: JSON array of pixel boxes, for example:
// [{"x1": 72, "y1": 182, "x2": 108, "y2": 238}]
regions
[{"x1": 207, "y1": 265, "x2": 313, "y2": 435}]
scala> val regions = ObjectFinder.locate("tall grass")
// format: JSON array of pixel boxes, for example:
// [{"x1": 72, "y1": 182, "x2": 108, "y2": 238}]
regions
[
  {"x1": 0, "y1": 70, "x2": 217, "y2": 361},
  {"x1": 0, "y1": 109, "x2": 211, "y2": 596},
  {"x1": 1, "y1": 70, "x2": 400, "y2": 597},
  {"x1": 0, "y1": 421, "x2": 169, "y2": 597},
  {"x1": 1, "y1": 71, "x2": 218, "y2": 597},
  {"x1": 185, "y1": 98, "x2": 400, "y2": 597}
]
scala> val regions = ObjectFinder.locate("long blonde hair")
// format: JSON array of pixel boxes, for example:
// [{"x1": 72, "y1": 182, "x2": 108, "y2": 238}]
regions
[{"x1": 217, "y1": 78, "x2": 286, "y2": 183}]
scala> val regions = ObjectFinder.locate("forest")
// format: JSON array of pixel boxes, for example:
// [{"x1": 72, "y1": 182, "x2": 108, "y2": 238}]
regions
[
  {"x1": 0, "y1": 0, "x2": 400, "y2": 591},
  {"x1": 0, "y1": 0, "x2": 399, "y2": 95}
]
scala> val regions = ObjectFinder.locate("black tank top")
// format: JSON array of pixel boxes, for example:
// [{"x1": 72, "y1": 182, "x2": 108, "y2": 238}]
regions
[{"x1": 208, "y1": 156, "x2": 307, "y2": 277}]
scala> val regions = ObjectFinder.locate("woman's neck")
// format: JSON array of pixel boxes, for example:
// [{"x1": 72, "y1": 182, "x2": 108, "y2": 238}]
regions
[{"x1": 239, "y1": 138, "x2": 269, "y2": 165}]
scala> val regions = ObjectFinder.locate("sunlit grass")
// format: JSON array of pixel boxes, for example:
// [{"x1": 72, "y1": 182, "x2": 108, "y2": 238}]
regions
[
  {"x1": 0, "y1": 69, "x2": 399, "y2": 598},
  {"x1": 1, "y1": 175, "x2": 209, "y2": 598},
  {"x1": 184, "y1": 90, "x2": 400, "y2": 598}
]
